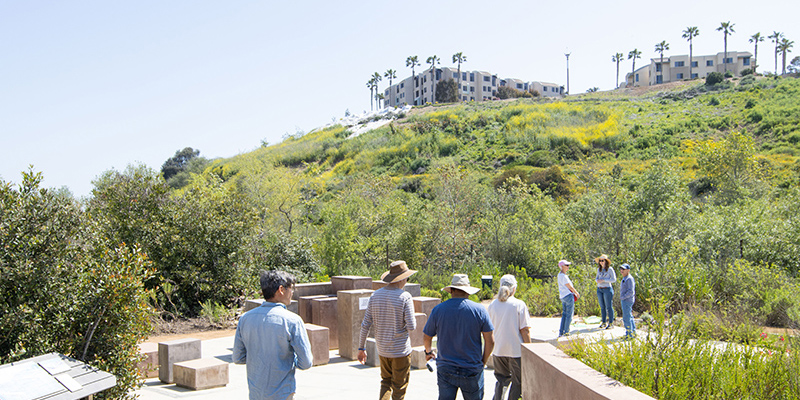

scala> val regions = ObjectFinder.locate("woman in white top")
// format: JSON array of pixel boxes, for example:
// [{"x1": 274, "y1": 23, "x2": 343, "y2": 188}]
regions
[{"x1": 488, "y1": 275, "x2": 530, "y2": 400}]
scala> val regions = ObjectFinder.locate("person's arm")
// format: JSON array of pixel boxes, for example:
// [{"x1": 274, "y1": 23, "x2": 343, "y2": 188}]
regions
[
  {"x1": 607, "y1": 268, "x2": 617, "y2": 284},
  {"x1": 520, "y1": 327, "x2": 531, "y2": 343},
  {"x1": 404, "y1": 295, "x2": 417, "y2": 333},
  {"x1": 481, "y1": 331, "x2": 494, "y2": 366},
  {"x1": 231, "y1": 325, "x2": 246, "y2": 364},
  {"x1": 292, "y1": 320, "x2": 313, "y2": 370},
  {"x1": 566, "y1": 282, "x2": 580, "y2": 299},
  {"x1": 423, "y1": 334, "x2": 436, "y2": 361}
]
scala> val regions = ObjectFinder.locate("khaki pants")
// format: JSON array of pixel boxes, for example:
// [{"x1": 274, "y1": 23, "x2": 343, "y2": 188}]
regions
[{"x1": 379, "y1": 354, "x2": 411, "y2": 400}]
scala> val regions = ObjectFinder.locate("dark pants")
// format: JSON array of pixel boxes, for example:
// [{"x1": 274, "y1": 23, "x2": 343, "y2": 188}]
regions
[
  {"x1": 492, "y1": 356, "x2": 521, "y2": 400},
  {"x1": 379, "y1": 354, "x2": 411, "y2": 400},
  {"x1": 437, "y1": 364, "x2": 484, "y2": 400}
]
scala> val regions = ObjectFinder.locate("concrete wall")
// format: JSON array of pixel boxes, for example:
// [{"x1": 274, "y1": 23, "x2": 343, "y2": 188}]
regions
[{"x1": 521, "y1": 343, "x2": 654, "y2": 400}]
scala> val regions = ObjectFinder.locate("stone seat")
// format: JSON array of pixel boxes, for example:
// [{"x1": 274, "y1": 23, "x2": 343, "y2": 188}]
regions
[
  {"x1": 173, "y1": 358, "x2": 229, "y2": 390},
  {"x1": 159, "y1": 338, "x2": 202, "y2": 383}
]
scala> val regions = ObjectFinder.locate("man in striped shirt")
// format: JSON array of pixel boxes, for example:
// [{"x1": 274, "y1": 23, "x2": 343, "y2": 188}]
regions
[{"x1": 358, "y1": 260, "x2": 418, "y2": 400}]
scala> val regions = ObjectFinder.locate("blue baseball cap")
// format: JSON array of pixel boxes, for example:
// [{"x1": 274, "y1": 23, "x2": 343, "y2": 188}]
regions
[{"x1": 619, "y1": 263, "x2": 631, "y2": 270}]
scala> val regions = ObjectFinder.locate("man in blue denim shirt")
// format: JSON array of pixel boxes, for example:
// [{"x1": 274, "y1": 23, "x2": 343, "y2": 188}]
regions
[{"x1": 233, "y1": 270, "x2": 313, "y2": 400}]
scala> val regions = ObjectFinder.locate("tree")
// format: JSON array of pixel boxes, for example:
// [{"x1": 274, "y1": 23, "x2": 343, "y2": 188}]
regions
[
  {"x1": 384, "y1": 69, "x2": 397, "y2": 107},
  {"x1": 371, "y1": 71, "x2": 382, "y2": 109},
  {"x1": 406, "y1": 55, "x2": 420, "y2": 105},
  {"x1": 778, "y1": 38, "x2": 794, "y2": 75},
  {"x1": 435, "y1": 79, "x2": 458, "y2": 103},
  {"x1": 367, "y1": 78, "x2": 375, "y2": 111},
  {"x1": 376, "y1": 93, "x2": 385, "y2": 109},
  {"x1": 654, "y1": 41, "x2": 670, "y2": 85},
  {"x1": 691, "y1": 131, "x2": 765, "y2": 204},
  {"x1": 683, "y1": 27, "x2": 700, "y2": 80},
  {"x1": 717, "y1": 21, "x2": 736, "y2": 73},
  {"x1": 426, "y1": 55, "x2": 440, "y2": 103},
  {"x1": 161, "y1": 147, "x2": 200, "y2": 180},
  {"x1": 749, "y1": 32, "x2": 764, "y2": 74},
  {"x1": 452, "y1": 52, "x2": 467, "y2": 102},
  {"x1": 628, "y1": 49, "x2": 642, "y2": 85},
  {"x1": 612, "y1": 52, "x2": 624, "y2": 88},
  {"x1": 768, "y1": 31, "x2": 784, "y2": 74},
  {"x1": 789, "y1": 56, "x2": 800, "y2": 74}
]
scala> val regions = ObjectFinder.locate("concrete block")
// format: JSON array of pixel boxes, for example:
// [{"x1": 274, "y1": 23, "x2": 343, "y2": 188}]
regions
[
  {"x1": 137, "y1": 342, "x2": 159, "y2": 378},
  {"x1": 331, "y1": 276, "x2": 373, "y2": 292},
  {"x1": 410, "y1": 313, "x2": 428, "y2": 347},
  {"x1": 404, "y1": 283, "x2": 421, "y2": 297},
  {"x1": 521, "y1": 343, "x2": 655, "y2": 400},
  {"x1": 311, "y1": 297, "x2": 339, "y2": 349},
  {"x1": 299, "y1": 295, "x2": 329, "y2": 323},
  {"x1": 372, "y1": 280, "x2": 388, "y2": 290},
  {"x1": 244, "y1": 299, "x2": 265, "y2": 312},
  {"x1": 293, "y1": 282, "x2": 333, "y2": 300},
  {"x1": 409, "y1": 346, "x2": 427, "y2": 369},
  {"x1": 336, "y1": 289, "x2": 374, "y2": 360},
  {"x1": 365, "y1": 338, "x2": 379, "y2": 367},
  {"x1": 158, "y1": 338, "x2": 202, "y2": 383},
  {"x1": 173, "y1": 358, "x2": 229, "y2": 390},
  {"x1": 412, "y1": 296, "x2": 441, "y2": 318},
  {"x1": 287, "y1": 299, "x2": 299, "y2": 314},
  {"x1": 305, "y1": 323, "x2": 330, "y2": 366}
]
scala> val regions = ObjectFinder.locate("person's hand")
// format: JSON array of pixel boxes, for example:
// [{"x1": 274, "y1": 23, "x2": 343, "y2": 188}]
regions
[
  {"x1": 596, "y1": 279, "x2": 602, "y2": 284},
  {"x1": 357, "y1": 350, "x2": 367, "y2": 364},
  {"x1": 574, "y1": 292, "x2": 580, "y2": 300},
  {"x1": 425, "y1": 350, "x2": 436, "y2": 361}
]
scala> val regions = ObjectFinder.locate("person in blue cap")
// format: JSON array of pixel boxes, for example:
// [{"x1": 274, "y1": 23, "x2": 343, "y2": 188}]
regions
[{"x1": 619, "y1": 263, "x2": 636, "y2": 338}]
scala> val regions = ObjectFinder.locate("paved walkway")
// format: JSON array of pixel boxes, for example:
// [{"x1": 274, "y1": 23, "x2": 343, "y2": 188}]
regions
[{"x1": 135, "y1": 317, "x2": 629, "y2": 399}]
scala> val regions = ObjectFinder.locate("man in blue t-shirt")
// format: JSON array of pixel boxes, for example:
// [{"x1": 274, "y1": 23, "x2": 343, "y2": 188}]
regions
[{"x1": 423, "y1": 274, "x2": 494, "y2": 400}]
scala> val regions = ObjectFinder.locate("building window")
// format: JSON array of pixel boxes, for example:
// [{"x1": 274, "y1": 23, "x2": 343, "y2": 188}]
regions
[
  {"x1": 706, "y1": 60, "x2": 714, "y2": 66},
  {"x1": 423, "y1": 76, "x2": 427, "y2": 83},
  {"x1": 691, "y1": 73, "x2": 698, "y2": 79},
  {"x1": 656, "y1": 63, "x2": 662, "y2": 72},
  {"x1": 483, "y1": 76, "x2": 490, "y2": 82},
  {"x1": 462, "y1": 96, "x2": 467, "y2": 101},
  {"x1": 470, "y1": 87, "x2": 475, "y2": 92},
  {"x1": 470, "y1": 73, "x2": 475, "y2": 82},
  {"x1": 436, "y1": 70, "x2": 442, "y2": 80},
  {"x1": 691, "y1": 61, "x2": 698, "y2": 68},
  {"x1": 516, "y1": 83, "x2": 523, "y2": 89},
  {"x1": 423, "y1": 87, "x2": 427, "y2": 93},
  {"x1": 470, "y1": 97, "x2": 474, "y2": 101},
  {"x1": 543, "y1": 87, "x2": 548, "y2": 92},
  {"x1": 656, "y1": 75, "x2": 663, "y2": 83},
  {"x1": 725, "y1": 57, "x2": 733, "y2": 64},
  {"x1": 674, "y1": 61, "x2": 685, "y2": 67},
  {"x1": 400, "y1": 82, "x2": 404, "y2": 88},
  {"x1": 452, "y1": 72, "x2": 458, "y2": 78},
  {"x1": 743, "y1": 57, "x2": 751, "y2": 66},
  {"x1": 635, "y1": 74, "x2": 639, "y2": 82},
  {"x1": 462, "y1": 72, "x2": 467, "y2": 80},
  {"x1": 677, "y1": 73, "x2": 684, "y2": 79}
]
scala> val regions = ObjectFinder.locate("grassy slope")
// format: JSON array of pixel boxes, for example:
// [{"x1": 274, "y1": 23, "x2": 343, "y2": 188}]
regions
[{"x1": 210, "y1": 76, "x2": 800, "y2": 191}]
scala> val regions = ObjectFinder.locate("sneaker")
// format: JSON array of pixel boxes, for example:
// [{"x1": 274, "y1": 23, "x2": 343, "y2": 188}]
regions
[
  {"x1": 606, "y1": 323, "x2": 613, "y2": 330},
  {"x1": 599, "y1": 323, "x2": 606, "y2": 329}
]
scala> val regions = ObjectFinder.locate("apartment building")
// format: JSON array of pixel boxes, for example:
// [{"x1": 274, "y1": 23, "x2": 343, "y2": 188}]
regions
[
  {"x1": 625, "y1": 51, "x2": 753, "y2": 87},
  {"x1": 383, "y1": 67, "x2": 563, "y2": 107}
]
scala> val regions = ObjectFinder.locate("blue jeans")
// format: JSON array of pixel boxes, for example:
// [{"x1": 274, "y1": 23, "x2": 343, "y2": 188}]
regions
[
  {"x1": 621, "y1": 298, "x2": 635, "y2": 336},
  {"x1": 437, "y1": 364, "x2": 484, "y2": 400},
  {"x1": 596, "y1": 287, "x2": 614, "y2": 324},
  {"x1": 559, "y1": 294, "x2": 574, "y2": 336}
]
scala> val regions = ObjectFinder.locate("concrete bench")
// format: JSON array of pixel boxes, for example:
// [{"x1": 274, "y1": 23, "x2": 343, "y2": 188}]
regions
[
  {"x1": 173, "y1": 358, "x2": 229, "y2": 390},
  {"x1": 331, "y1": 276, "x2": 373, "y2": 292},
  {"x1": 365, "y1": 338, "x2": 379, "y2": 367},
  {"x1": 305, "y1": 323, "x2": 330, "y2": 366},
  {"x1": 412, "y1": 296, "x2": 441, "y2": 317},
  {"x1": 158, "y1": 338, "x2": 202, "y2": 383},
  {"x1": 311, "y1": 297, "x2": 339, "y2": 349},
  {"x1": 409, "y1": 346, "x2": 428, "y2": 369},
  {"x1": 410, "y1": 312, "x2": 428, "y2": 347},
  {"x1": 137, "y1": 342, "x2": 159, "y2": 378}
]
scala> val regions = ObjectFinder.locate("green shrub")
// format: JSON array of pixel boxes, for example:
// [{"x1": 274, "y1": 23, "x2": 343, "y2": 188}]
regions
[
  {"x1": 740, "y1": 68, "x2": 754, "y2": 76},
  {"x1": 706, "y1": 72, "x2": 725, "y2": 86},
  {"x1": 708, "y1": 96, "x2": 720, "y2": 106}
]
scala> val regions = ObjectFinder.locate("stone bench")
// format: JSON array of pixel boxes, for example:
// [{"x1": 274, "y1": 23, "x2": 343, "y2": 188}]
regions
[
  {"x1": 245, "y1": 298, "x2": 298, "y2": 314},
  {"x1": 331, "y1": 276, "x2": 372, "y2": 292},
  {"x1": 410, "y1": 312, "x2": 428, "y2": 347},
  {"x1": 412, "y1": 296, "x2": 441, "y2": 317},
  {"x1": 311, "y1": 297, "x2": 339, "y2": 349},
  {"x1": 137, "y1": 342, "x2": 159, "y2": 378},
  {"x1": 158, "y1": 338, "x2": 202, "y2": 383},
  {"x1": 365, "y1": 338, "x2": 379, "y2": 367},
  {"x1": 173, "y1": 358, "x2": 229, "y2": 390},
  {"x1": 409, "y1": 346, "x2": 428, "y2": 369}
]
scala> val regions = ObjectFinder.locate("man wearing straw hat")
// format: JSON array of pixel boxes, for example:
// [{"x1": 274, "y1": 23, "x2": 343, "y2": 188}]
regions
[
  {"x1": 423, "y1": 274, "x2": 495, "y2": 400},
  {"x1": 358, "y1": 260, "x2": 418, "y2": 400}
]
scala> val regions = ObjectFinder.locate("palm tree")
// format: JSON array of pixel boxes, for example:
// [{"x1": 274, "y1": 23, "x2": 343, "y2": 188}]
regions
[
  {"x1": 384, "y1": 69, "x2": 397, "y2": 107},
  {"x1": 717, "y1": 22, "x2": 736, "y2": 73},
  {"x1": 406, "y1": 56, "x2": 420, "y2": 105},
  {"x1": 426, "y1": 55, "x2": 440, "y2": 103},
  {"x1": 682, "y1": 27, "x2": 700, "y2": 79},
  {"x1": 654, "y1": 41, "x2": 670, "y2": 84},
  {"x1": 452, "y1": 52, "x2": 467, "y2": 102},
  {"x1": 749, "y1": 32, "x2": 764, "y2": 74},
  {"x1": 779, "y1": 38, "x2": 795, "y2": 75},
  {"x1": 367, "y1": 78, "x2": 375, "y2": 111},
  {"x1": 628, "y1": 49, "x2": 642, "y2": 85},
  {"x1": 769, "y1": 32, "x2": 784, "y2": 74},
  {"x1": 371, "y1": 72, "x2": 382, "y2": 109},
  {"x1": 612, "y1": 52, "x2": 624, "y2": 88},
  {"x1": 376, "y1": 93, "x2": 385, "y2": 109}
]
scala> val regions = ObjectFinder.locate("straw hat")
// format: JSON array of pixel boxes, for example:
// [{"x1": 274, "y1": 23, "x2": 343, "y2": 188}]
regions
[
  {"x1": 594, "y1": 254, "x2": 611, "y2": 265},
  {"x1": 381, "y1": 260, "x2": 417, "y2": 283},
  {"x1": 441, "y1": 274, "x2": 481, "y2": 295}
]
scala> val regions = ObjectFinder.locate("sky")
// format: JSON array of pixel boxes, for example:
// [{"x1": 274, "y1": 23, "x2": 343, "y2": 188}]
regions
[{"x1": 2, "y1": 0, "x2": 798, "y2": 197}]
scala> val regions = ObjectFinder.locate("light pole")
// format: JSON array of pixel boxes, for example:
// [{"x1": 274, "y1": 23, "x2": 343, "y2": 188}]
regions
[{"x1": 565, "y1": 52, "x2": 571, "y2": 95}]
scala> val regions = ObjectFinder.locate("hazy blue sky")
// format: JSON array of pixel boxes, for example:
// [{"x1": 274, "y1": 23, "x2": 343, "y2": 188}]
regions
[{"x1": 2, "y1": 0, "x2": 798, "y2": 197}]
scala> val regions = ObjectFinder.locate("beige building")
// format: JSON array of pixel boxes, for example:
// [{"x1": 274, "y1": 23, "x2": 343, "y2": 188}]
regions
[
  {"x1": 625, "y1": 51, "x2": 753, "y2": 87},
  {"x1": 384, "y1": 68, "x2": 563, "y2": 106}
]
